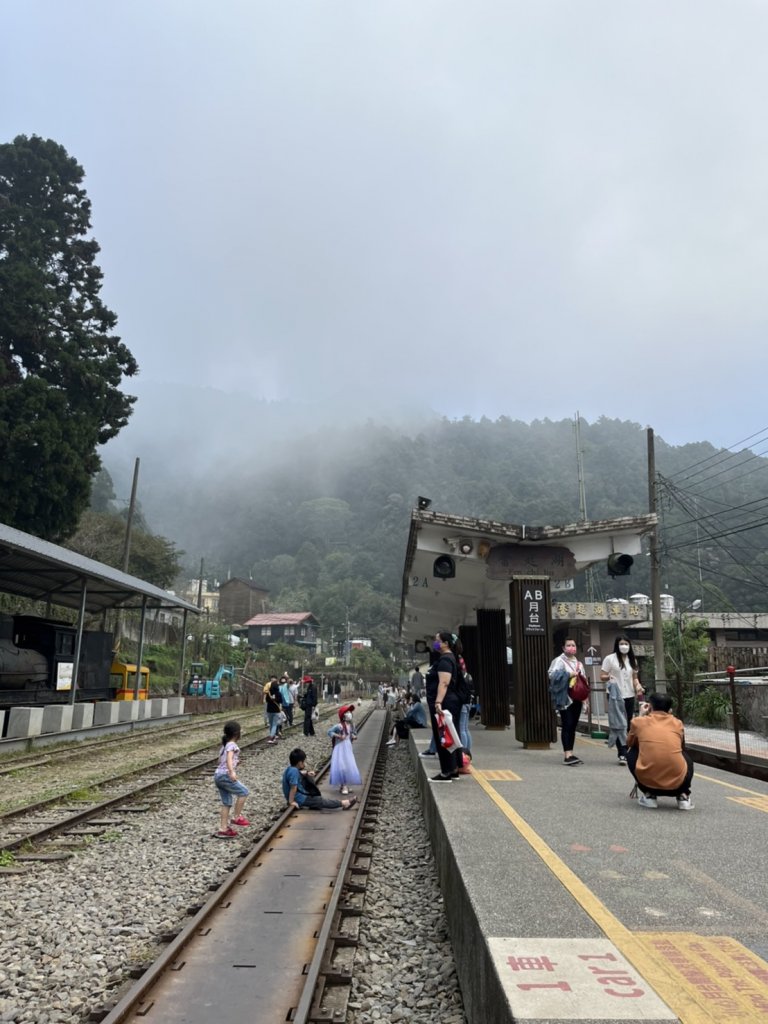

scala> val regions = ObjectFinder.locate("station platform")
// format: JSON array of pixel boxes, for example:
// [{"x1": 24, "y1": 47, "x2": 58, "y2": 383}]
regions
[{"x1": 408, "y1": 719, "x2": 768, "y2": 1024}]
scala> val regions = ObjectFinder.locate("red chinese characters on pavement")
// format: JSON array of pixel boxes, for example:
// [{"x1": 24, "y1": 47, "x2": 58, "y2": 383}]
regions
[{"x1": 505, "y1": 950, "x2": 645, "y2": 998}]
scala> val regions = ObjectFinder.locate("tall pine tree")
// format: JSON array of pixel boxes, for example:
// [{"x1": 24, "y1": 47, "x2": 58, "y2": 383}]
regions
[{"x1": 0, "y1": 134, "x2": 138, "y2": 540}]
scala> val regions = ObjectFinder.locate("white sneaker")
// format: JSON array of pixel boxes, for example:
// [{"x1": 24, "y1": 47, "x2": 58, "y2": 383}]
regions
[
  {"x1": 637, "y1": 793, "x2": 658, "y2": 809},
  {"x1": 677, "y1": 796, "x2": 694, "y2": 811},
  {"x1": 385, "y1": 739, "x2": 396, "y2": 746}
]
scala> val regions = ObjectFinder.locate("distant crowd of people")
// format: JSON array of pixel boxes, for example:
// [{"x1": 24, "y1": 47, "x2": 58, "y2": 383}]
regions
[{"x1": 211, "y1": 629, "x2": 696, "y2": 839}]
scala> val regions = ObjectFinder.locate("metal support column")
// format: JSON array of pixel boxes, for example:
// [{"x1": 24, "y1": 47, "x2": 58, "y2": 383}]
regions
[
  {"x1": 70, "y1": 579, "x2": 88, "y2": 705},
  {"x1": 178, "y1": 609, "x2": 189, "y2": 697},
  {"x1": 134, "y1": 596, "x2": 148, "y2": 700}
]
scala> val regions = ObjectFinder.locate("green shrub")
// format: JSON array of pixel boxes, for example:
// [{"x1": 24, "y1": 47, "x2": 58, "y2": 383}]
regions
[{"x1": 684, "y1": 686, "x2": 731, "y2": 726}]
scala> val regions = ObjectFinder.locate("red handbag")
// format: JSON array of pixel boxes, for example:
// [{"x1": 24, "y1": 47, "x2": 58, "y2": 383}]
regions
[{"x1": 569, "y1": 672, "x2": 591, "y2": 702}]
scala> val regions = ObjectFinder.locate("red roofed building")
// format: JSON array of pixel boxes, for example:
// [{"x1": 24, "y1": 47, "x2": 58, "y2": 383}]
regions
[{"x1": 243, "y1": 612, "x2": 320, "y2": 651}]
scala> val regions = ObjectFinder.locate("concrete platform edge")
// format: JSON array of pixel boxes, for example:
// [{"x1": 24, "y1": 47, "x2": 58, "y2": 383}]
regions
[{"x1": 409, "y1": 737, "x2": 512, "y2": 1024}]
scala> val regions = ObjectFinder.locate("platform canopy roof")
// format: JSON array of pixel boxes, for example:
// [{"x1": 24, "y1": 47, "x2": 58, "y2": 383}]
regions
[
  {"x1": 399, "y1": 507, "x2": 657, "y2": 648},
  {"x1": 0, "y1": 521, "x2": 201, "y2": 616}
]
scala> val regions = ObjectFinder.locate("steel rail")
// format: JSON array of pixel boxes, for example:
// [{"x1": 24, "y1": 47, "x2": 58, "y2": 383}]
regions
[
  {"x1": 96, "y1": 708, "x2": 380, "y2": 1024},
  {"x1": 0, "y1": 707, "x2": 346, "y2": 854},
  {"x1": 292, "y1": 711, "x2": 386, "y2": 1023}
]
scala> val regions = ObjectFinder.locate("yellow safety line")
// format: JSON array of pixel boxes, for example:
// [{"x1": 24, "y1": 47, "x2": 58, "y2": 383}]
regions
[
  {"x1": 470, "y1": 769, "x2": 725, "y2": 1023},
  {"x1": 695, "y1": 772, "x2": 767, "y2": 796}
]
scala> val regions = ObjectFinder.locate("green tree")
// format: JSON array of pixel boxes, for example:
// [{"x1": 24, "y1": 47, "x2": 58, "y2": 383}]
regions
[
  {"x1": 65, "y1": 510, "x2": 182, "y2": 588},
  {"x1": 0, "y1": 135, "x2": 137, "y2": 540},
  {"x1": 663, "y1": 618, "x2": 711, "y2": 714}
]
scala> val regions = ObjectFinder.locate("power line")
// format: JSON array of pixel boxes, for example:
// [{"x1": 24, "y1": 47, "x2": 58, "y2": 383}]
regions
[
  {"x1": 660, "y1": 482, "x2": 768, "y2": 595},
  {"x1": 661, "y1": 492, "x2": 768, "y2": 533},
  {"x1": 669, "y1": 425, "x2": 768, "y2": 484}
]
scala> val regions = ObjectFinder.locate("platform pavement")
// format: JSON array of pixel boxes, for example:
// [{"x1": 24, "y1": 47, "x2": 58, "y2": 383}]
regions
[{"x1": 405, "y1": 718, "x2": 768, "y2": 1024}]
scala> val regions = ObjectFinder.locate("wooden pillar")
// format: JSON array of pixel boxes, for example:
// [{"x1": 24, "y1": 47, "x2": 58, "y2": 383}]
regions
[
  {"x1": 510, "y1": 577, "x2": 556, "y2": 748},
  {"x1": 475, "y1": 609, "x2": 510, "y2": 729}
]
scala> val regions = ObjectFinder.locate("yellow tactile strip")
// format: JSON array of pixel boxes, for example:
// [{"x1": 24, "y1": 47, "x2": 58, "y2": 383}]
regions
[{"x1": 634, "y1": 933, "x2": 768, "y2": 1022}]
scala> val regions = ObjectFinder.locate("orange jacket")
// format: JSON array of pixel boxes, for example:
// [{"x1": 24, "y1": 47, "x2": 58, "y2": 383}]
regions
[{"x1": 627, "y1": 712, "x2": 687, "y2": 791}]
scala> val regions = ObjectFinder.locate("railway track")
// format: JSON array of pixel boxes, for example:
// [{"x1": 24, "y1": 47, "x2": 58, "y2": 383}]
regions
[
  {"x1": 0, "y1": 706, "x2": 343, "y2": 858},
  {"x1": 0, "y1": 705, "x2": 265, "y2": 776},
  {"x1": 95, "y1": 708, "x2": 389, "y2": 1024}
]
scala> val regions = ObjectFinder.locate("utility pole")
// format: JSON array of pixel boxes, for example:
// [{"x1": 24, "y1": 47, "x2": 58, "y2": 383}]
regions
[
  {"x1": 114, "y1": 457, "x2": 140, "y2": 647},
  {"x1": 196, "y1": 558, "x2": 204, "y2": 660},
  {"x1": 574, "y1": 412, "x2": 594, "y2": 601},
  {"x1": 647, "y1": 428, "x2": 667, "y2": 693},
  {"x1": 121, "y1": 457, "x2": 140, "y2": 573}
]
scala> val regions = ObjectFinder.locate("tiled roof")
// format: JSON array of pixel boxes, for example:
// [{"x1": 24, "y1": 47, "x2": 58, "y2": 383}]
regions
[
  {"x1": 243, "y1": 612, "x2": 317, "y2": 626},
  {"x1": 221, "y1": 577, "x2": 270, "y2": 592}
]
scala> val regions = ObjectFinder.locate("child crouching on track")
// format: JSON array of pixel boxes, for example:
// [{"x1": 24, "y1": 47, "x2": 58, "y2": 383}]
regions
[
  {"x1": 282, "y1": 748, "x2": 357, "y2": 811},
  {"x1": 213, "y1": 721, "x2": 250, "y2": 838}
]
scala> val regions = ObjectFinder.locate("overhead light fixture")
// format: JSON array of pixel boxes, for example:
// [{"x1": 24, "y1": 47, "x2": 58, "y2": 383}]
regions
[
  {"x1": 417, "y1": 496, "x2": 432, "y2": 510},
  {"x1": 458, "y1": 538, "x2": 474, "y2": 555}
]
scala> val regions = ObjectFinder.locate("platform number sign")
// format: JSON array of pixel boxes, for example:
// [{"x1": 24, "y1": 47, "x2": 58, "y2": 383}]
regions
[{"x1": 522, "y1": 589, "x2": 546, "y2": 635}]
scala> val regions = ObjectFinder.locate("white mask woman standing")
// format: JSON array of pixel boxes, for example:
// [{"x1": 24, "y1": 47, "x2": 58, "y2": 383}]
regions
[{"x1": 600, "y1": 635, "x2": 644, "y2": 763}]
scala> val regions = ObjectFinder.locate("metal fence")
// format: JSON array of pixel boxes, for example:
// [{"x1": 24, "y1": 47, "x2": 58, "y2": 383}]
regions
[
  {"x1": 683, "y1": 669, "x2": 768, "y2": 764},
  {"x1": 582, "y1": 675, "x2": 768, "y2": 766}
]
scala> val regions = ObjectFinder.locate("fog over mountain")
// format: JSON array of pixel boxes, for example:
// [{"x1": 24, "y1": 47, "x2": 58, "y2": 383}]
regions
[{"x1": 100, "y1": 392, "x2": 768, "y2": 620}]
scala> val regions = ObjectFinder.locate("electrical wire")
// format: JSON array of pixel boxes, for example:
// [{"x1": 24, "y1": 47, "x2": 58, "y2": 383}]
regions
[{"x1": 669, "y1": 425, "x2": 768, "y2": 484}]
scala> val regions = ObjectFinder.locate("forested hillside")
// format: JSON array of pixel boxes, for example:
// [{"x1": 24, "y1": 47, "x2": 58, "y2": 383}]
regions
[{"x1": 101, "y1": 412, "x2": 768, "y2": 654}]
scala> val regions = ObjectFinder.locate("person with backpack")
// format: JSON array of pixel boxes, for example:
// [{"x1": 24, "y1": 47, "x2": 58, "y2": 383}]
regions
[{"x1": 425, "y1": 631, "x2": 467, "y2": 782}]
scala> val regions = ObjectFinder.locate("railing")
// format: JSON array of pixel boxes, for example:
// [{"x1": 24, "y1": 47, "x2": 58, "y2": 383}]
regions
[{"x1": 582, "y1": 676, "x2": 768, "y2": 768}]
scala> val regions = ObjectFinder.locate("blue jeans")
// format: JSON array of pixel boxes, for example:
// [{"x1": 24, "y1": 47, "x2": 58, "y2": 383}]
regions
[
  {"x1": 268, "y1": 712, "x2": 282, "y2": 737},
  {"x1": 459, "y1": 704, "x2": 472, "y2": 753},
  {"x1": 214, "y1": 775, "x2": 249, "y2": 806}
]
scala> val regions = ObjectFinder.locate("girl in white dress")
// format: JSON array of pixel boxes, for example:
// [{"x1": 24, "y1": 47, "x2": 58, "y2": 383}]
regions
[{"x1": 328, "y1": 704, "x2": 362, "y2": 794}]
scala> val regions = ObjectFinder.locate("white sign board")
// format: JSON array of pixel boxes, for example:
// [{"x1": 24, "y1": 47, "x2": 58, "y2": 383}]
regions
[
  {"x1": 488, "y1": 938, "x2": 676, "y2": 1020},
  {"x1": 56, "y1": 662, "x2": 73, "y2": 691}
]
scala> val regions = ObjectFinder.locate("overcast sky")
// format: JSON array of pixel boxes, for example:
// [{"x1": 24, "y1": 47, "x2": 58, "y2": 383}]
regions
[{"x1": 4, "y1": 1, "x2": 768, "y2": 451}]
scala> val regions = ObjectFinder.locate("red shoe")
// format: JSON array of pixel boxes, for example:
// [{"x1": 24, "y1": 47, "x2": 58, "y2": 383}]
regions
[
  {"x1": 231, "y1": 816, "x2": 250, "y2": 827},
  {"x1": 215, "y1": 827, "x2": 238, "y2": 839}
]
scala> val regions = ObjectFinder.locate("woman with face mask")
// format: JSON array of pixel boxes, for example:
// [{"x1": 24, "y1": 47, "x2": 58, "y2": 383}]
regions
[
  {"x1": 424, "y1": 632, "x2": 465, "y2": 782},
  {"x1": 600, "y1": 636, "x2": 643, "y2": 764},
  {"x1": 547, "y1": 638, "x2": 587, "y2": 765}
]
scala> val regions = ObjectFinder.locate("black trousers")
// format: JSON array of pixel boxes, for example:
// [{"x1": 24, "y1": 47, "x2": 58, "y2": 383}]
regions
[
  {"x1": 626, "y1": 747, "x2": 694, "y2": 797},
  {"x1": 302, "y1": 794, "x2": 342, "y2": 810},
  {"x1": 428, "y1": 697, "x2": 462, "y2": 775},
  {"x1": 303, "y1": 707, "x2": 315, "y2": 736},
  {"x1": 559, "y1": 700, "x2": 583, "y2": 752}
]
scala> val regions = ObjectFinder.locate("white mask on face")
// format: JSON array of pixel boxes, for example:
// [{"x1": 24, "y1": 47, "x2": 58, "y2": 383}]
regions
[{"x1": 619, "y1": 643, "x2": 630, "y2": 654}]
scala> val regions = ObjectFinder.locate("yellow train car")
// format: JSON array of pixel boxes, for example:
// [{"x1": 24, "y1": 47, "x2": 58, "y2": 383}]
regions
[{"x1": 111, "y1": 661, "x2": 150, "y2": 701}]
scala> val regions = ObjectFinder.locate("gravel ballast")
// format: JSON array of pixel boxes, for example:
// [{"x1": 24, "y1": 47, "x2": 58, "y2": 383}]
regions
[{"x1": 0, "y1": 709, "x2": 467, "y2": 1024}]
